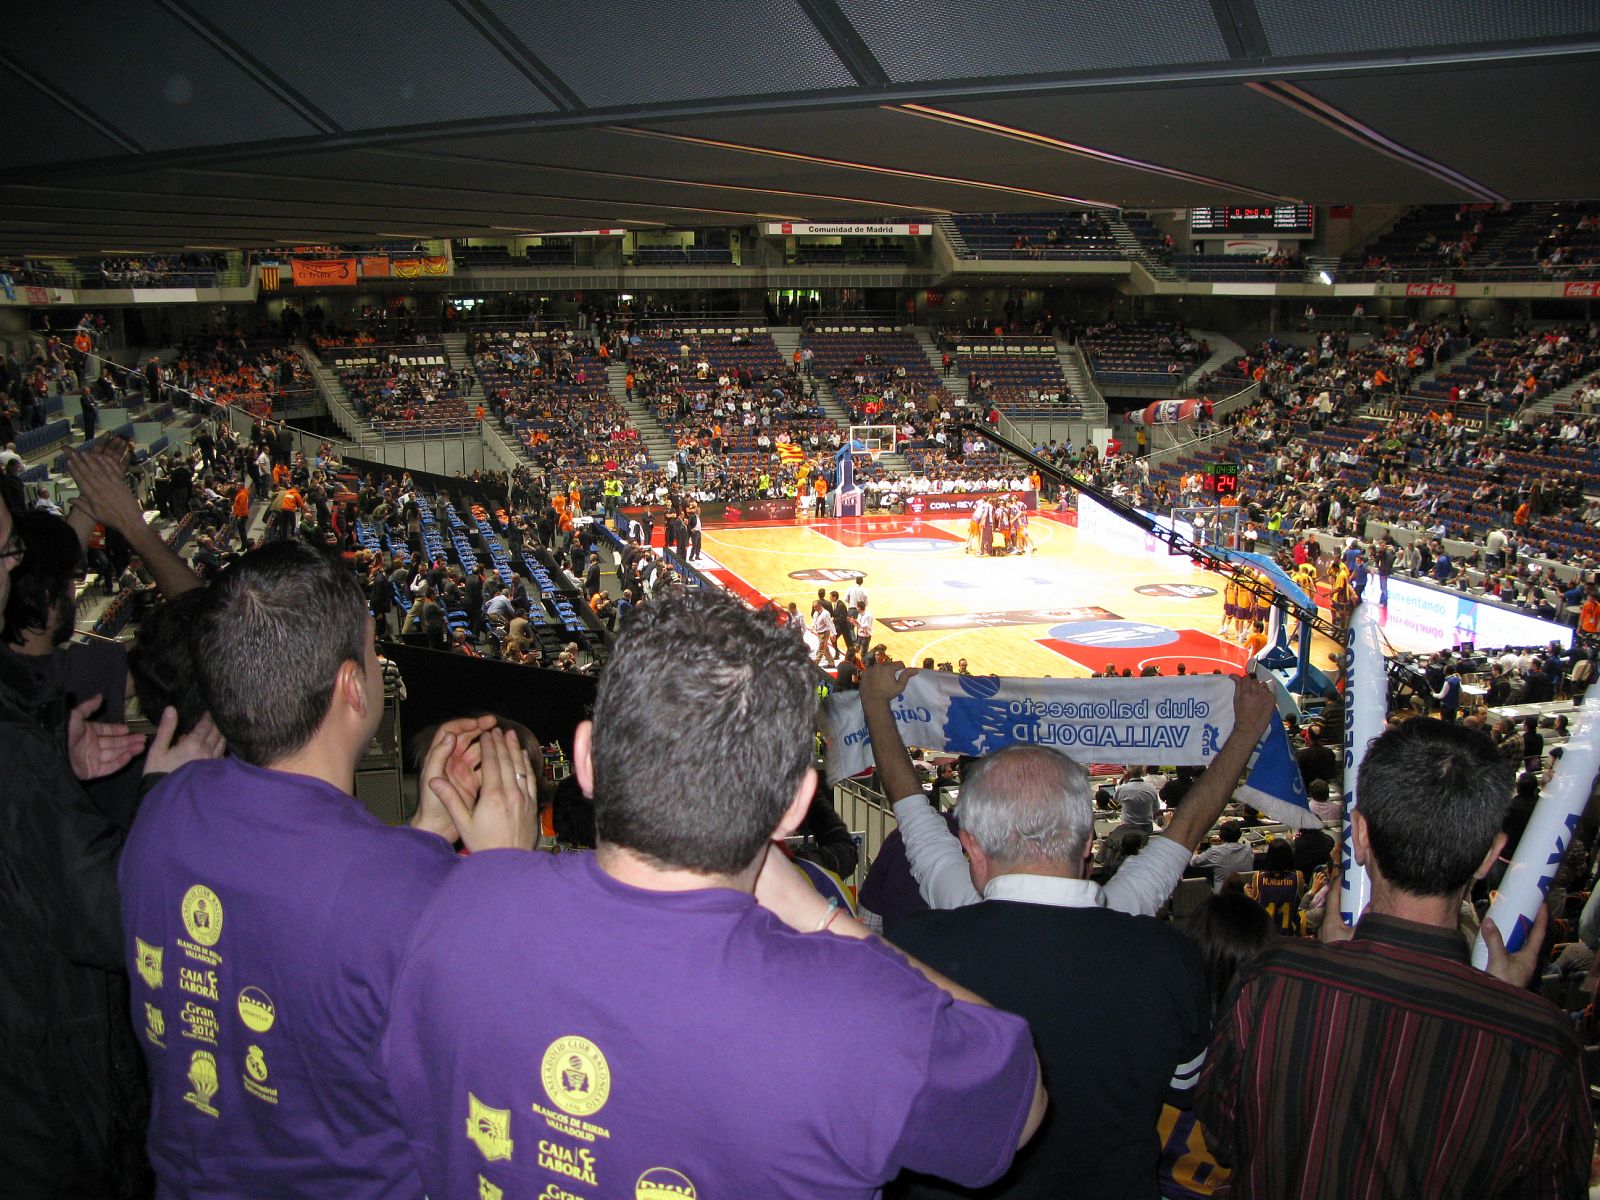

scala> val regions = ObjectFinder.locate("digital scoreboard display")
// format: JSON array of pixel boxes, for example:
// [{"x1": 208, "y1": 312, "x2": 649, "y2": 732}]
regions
[
  {"x1": 1205, "y1": 463, "x2": 1239, "y2": 496},
  {"x1": 1189, "y1": 205, "x2": 1315, "y2": 235}
]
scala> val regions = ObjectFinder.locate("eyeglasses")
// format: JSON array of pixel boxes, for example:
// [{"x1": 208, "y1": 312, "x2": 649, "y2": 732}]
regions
[{"x1": 0, "y1": 536, "x2": 23, "y2": 568}]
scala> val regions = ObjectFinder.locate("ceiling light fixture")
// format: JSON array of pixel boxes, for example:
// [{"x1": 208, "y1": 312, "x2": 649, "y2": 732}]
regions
[
  {"x1": 609, "y1": 125, "x2": 1087, "y2": 205},
  {"x1": 890, "y1": 104, "x2": 1294, "y2": 203}
]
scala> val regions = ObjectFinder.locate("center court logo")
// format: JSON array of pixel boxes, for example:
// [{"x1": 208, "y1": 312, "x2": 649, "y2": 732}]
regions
[
  {"x1": 541, "y1": 1035, "x2": 611, "y2": 1117},
  {"x1": 1047, "y1": 620, "x2": 1179, "y2": 648},
  {"x1": 787, "y1": 567, "x2": 860, "y2": 582},
  {"x1": 181, "y1": 885, "x2": 223, "y2": 946}
]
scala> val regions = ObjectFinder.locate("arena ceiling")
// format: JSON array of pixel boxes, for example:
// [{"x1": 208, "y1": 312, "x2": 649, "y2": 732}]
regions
[{"x1": 2, "y1": 0, "x2": 1598, "y2": 255}]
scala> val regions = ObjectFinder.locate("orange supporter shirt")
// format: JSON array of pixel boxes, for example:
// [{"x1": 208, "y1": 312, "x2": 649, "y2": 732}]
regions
[
  {"x1": 1582, "y1": 598, "x2": 1600, "y2": 635},
  {"x1": 232, "y1": 488, "x2": 251, "y2": 518}
]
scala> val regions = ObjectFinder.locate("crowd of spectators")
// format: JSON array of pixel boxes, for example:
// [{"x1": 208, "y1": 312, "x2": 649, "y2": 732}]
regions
[{"x1": 4, "y1": 352, "x2": 1600, "y2": 1196}]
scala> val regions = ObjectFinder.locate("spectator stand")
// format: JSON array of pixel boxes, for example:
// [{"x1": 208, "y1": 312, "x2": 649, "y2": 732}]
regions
[
  {"x1": 954, "y1": 336, "x2": 1082, "y2": 421},
  {"x1": 1080, "y1": 320, "x2": 1201, "y2": 394},
  {"x1": 947, "y1": 210, "x2": 1122, "y2": 261}
]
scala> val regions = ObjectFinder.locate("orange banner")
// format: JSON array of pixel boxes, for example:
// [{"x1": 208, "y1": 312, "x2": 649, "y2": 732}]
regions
[
  {"x1": 290, "y1": 257, "x2": 358, "y2": 286},
  {"x1": 360, "y1": 255, "x2": 390, "y2": 278},
  {"x1": 422, "y1": 255, "x2": 449, "y2": 275},
  {"x1": 393, "y1": 258, "x2": 420, "y2": 278}
]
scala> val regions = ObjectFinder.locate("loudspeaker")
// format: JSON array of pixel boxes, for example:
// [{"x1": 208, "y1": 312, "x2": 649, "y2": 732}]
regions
[{"x1": 354, "y1": 767, "x2": 405, "y2": 825}]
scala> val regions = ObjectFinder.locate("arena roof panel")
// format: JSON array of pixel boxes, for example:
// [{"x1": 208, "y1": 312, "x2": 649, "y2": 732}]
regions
[{"x1": 0, "y1": 0, "x2": 1594, "y2": 252}]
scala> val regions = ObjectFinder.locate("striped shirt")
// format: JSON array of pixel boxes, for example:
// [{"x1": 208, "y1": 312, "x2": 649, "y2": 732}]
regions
[{"x1": 1197, "y1": 912, "x2": 1591, "y2": 1199}]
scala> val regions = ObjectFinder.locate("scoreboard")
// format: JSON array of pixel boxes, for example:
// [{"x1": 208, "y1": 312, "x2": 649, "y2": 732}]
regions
[
  {"x1": 1189, "y1": 205, "x2": 1315, "y2": 235},
  {"x1": 1205, "y1": 463, "x2": 1239, "y2": 496}
]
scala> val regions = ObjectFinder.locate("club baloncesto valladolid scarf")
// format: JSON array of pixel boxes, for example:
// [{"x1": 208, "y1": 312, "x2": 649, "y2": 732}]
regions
[{"x1": 820, "y1": 672, "x2": 1317, "y2": 829}]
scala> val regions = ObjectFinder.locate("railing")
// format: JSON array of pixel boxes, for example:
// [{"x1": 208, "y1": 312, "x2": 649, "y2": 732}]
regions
[
  {"x1": 1145, "y1": 382, "x2": 1258, "y2": 465},
  {"x1": 832, "y1": 775, "x2": 898, "y2": 887}
]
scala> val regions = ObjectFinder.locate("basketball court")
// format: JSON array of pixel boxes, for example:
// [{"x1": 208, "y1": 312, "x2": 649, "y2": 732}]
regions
[{"x1": 690, "y1": 508, "x2": 1339, "y2": 678}]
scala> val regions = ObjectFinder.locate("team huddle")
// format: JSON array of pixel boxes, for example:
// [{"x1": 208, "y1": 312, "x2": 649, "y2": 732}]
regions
[{"x1": 967, "y1": 495, "x2": 1034, "y2": 557}]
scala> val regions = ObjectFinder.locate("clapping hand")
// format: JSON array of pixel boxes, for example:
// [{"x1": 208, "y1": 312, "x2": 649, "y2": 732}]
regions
[
  {"x1": 142, "y1": 708, "x2": 225, "y2": 776},
  {"x1": 67, "y1": 694, "x2": 146, "y2": 781},
  {"x1": 428, "y1": 727, "x2": 538, "y2": 852},
  {"x1": 411, "y1": 715, "x2": 497, "y2": 843}
]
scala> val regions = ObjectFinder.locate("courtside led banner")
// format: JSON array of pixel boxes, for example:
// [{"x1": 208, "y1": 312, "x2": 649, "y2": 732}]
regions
[{"x1": 820, "y1": 671, "x2": 1315, "y2": 828}]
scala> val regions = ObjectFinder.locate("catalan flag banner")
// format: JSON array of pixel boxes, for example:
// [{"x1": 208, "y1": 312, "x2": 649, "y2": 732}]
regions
[
  {"x1": 776, "y1": 441, "x2": 806, "y2": 465},
  {"x1": 259, "y1": 264, "x2": 280, "y2": 292}
]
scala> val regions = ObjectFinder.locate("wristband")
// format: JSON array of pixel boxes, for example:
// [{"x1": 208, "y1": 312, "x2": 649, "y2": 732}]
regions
[{"x1": 814, "y1": 896, "x2": 842, "y2": 933}]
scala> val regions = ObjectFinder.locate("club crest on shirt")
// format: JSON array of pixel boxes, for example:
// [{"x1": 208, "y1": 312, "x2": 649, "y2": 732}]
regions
[
  {"x1": 180, "y1": 885, "x2": 223, "y2": 947},
  {"x1": 144, "y1": 1002, "x2": 165, "y2": 1048},
  {"x1": 134, "y1": 938, "x2": 163, "y2": 990},
  {"x1": 479, "y1": 1177, "x2": 504, "y2": 1200},
  {"x1": 466, "y1": 1093, "x2": 514, "y2": 1162},
  {"x1": 540, "y1": 1035, "x2": 611, "y2": 1117}
]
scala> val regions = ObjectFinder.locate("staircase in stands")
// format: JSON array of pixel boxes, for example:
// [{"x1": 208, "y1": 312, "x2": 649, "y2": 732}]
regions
[
  {"x1": 1052, "y1": 339, "x2": 1109, "y2": 428},
  {"x1": 1185, "y1": 330, "x2": 1247, "y2": 390},
  {"x1": 604, "y1": 362, "x2": 675, "y2": 468},
  {"x1": 297, "y1": 340, "x2": 372, "y2": 445},
  {"x1": 441, "y1": 331, "x2": 473, "y2": 394},
  {"x1": 1106, "y1": 212, "x2": 1178, "y2": 280},
  {"x1": 934, "y1": 216, "x2": 971, "y2": 259}
]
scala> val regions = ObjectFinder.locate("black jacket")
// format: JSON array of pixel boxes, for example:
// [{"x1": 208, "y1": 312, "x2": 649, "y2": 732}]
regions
[{"x1": 0, "y1": 652, "x2": 150, "y2": 1196}]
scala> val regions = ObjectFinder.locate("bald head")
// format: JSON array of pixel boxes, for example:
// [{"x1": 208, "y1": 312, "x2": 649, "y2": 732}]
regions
[{"x1": 958, "y1": 745, "x2": 1095, "y2": 873}]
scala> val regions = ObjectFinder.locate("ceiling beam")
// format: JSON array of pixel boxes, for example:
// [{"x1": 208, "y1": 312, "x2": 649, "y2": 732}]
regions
[
  {"x1": 5, "y1": 37, "x2": 1596, "y2": 184},
  {"x1": 446, "y1": 0, "x2": 584, "y2": 111},
  {"x1": 794, "y1": 0, "x2": 891, "y2": 87},
  {"x1": 0, "y1": 50, "x2": 143, "y2": 155},
  {"x1": 155, "y1": 0, "x2": 342, "y2": 134},
  {"x1": 1207, "y1": 0, "x2": 1273, "y2": 60}
]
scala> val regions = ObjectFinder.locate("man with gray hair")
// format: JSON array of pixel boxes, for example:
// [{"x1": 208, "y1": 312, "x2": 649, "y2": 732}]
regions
[
  {"x1": 880, "y1": 677, "x2": 1216, "y2": 1198},
  {"x1": 864, "y1": 665, "x2": 1277, "y2": 918}
]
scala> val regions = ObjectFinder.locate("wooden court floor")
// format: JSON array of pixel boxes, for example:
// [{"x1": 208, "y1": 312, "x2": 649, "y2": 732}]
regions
[{"x1": 695, "y1": 511, "x2": 1338, "y2": 679}]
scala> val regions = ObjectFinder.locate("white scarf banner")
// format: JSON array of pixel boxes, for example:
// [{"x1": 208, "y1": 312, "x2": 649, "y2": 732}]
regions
[
  {"x1": 1471, "y1": 689, "x2": 1600, "y2": 969},
  {"x1": 820, "y1": 672, "x2": 1317, "y2": 829}
]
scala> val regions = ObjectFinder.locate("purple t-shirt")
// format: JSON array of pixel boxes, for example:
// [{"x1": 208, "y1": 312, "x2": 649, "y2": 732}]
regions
[
  {"x1": 118, "y1": 756, "x2": 456, "y2": 1198},
  {"x1": 379, "y1": 850, "x2": 1036, "y2": 1200}
]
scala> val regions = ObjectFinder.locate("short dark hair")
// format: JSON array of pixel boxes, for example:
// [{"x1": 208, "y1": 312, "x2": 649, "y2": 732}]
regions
[
  {"x1": 589, "y1": 588, "x2": 815, "y2": 875},
  {"x1": 1356, "y1": 718, "x2": 1512, "y2": 896},
  {"x1": 192, "y1": 540, "x2": 368, "y2": 766},
  {"x1": 3, "y1": 509, "x2": 82, "y2": 645},
  {"x1": 1219, "y1": 820, "x2": 1243, "y2": 843},
  {"x1": 129, "y1": 588, "x2": 209, "y2": 735}
]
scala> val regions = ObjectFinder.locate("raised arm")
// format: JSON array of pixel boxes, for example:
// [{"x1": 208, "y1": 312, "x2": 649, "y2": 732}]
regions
[
  {"x1": 67, "y1": 441, "x2": 202, "y2": 598},
  {"x1": 1103, "y1": 674, "x2": 1277, "y2": 916},
  {"x1": 1158, "y1": 674, "x2": 1276, "y2": 853},
  {"x1": 861, "y1": 661, "x2": 982, "y2": 909}
]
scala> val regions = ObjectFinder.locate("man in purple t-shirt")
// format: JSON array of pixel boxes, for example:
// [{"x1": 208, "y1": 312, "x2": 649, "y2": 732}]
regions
[
  {"x1": 119, "y1": 541, "x2": 538, "y2": 1197},
  {"x1": 379, "y1": 589, "x2": 1046, "y2": 1199}
]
